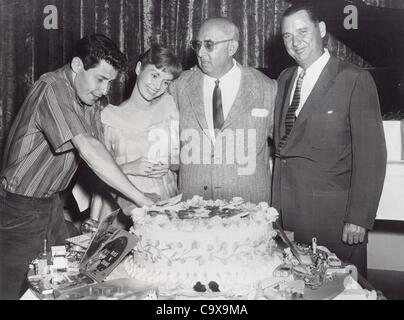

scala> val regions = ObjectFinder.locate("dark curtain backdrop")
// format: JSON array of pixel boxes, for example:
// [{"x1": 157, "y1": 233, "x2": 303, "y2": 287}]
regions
[
  {"x1": 364, "y1": 0, "x2": 404, "y2": 8},
  {"x1": 0, "y1": 0, "x2": 387, "y2": 164}
]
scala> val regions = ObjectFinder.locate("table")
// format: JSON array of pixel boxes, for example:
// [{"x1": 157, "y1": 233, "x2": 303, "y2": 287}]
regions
[{"x1": 21, "y1": 261, "x2": 379, "y2": 300}]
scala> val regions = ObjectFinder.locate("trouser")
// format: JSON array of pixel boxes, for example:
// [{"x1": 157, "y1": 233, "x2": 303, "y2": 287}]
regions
[{"x1": 0, "y1": 188, "x2": 69, "y2": 300}]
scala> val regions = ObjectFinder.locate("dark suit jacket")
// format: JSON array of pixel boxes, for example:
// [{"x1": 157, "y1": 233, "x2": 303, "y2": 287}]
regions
[
  {"x1": 170, "y1": 65, "x2": 277, "y2": 203},
  {"x1": 272, "y1": 56, "x2": 387, "y2": 244}
]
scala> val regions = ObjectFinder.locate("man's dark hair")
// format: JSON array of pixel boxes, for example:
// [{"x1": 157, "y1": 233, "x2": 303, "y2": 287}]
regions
[
  {"x1": 73, "y1": 34, "x2": 127, "y2": 72},
  {"x1": 282, "y1": 1, "x2": 322, "y2": 23},
  {"x1": 138, "y1": 44, "x2": 183, "y2": 79}
]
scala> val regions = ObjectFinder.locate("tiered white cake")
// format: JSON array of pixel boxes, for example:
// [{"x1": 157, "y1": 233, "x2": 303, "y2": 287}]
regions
[{"x1": 124, "y1": 196, "x2": 282, "y2": 297}]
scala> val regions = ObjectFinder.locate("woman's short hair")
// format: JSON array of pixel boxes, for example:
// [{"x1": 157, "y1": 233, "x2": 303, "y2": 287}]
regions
[{"x1": 138, "y1": 44, "x2": 183, "y2": 79}]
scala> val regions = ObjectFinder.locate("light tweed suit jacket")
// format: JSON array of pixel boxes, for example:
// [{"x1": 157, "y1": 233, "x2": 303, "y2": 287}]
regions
[{"x1": 170, "y1": 65, "x2": 277, "y2": 203}]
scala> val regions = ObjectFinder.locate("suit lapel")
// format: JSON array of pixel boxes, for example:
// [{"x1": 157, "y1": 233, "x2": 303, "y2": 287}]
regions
[
  {"x1": 222, "y1": 66, "x2": 257, "y2": 130},
  {"x1": 185, "y1": 70, "x2": 210, "y2": 139},
  {"x1": 292, "y1": 56, "x2": 339, "y2": 131},
  {"x1": 279, "y1": 68, "x2": 299, "y2": 136}
]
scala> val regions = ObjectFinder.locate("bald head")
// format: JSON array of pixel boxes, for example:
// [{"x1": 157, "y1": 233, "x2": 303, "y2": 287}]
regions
[
  {"x1": 199, "y1": 18, "x2": 240, "y2": 42},
  {"x1": 195, "y1": 17, "x2": 240, "y2": 78}
]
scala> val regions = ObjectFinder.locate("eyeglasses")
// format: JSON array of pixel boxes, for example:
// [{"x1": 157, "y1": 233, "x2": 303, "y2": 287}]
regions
[{"x1": 190, "y1": 39, "x2": 234, "y2": 52}]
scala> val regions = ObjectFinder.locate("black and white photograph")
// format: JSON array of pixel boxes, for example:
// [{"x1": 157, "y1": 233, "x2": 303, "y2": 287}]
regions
[{"x1": 0, "y1": 0, "x2": 404, "y2": 307}]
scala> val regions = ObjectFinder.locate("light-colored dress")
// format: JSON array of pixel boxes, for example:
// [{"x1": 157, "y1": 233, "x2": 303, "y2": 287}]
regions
[{"x1": 101, "y1": 93, "x2": 179, "y2": 200}]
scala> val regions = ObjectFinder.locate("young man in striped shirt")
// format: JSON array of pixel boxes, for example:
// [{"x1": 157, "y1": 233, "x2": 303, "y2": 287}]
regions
[{"x1": 0, "y1": 34, "x2": 158, "y2": 299}]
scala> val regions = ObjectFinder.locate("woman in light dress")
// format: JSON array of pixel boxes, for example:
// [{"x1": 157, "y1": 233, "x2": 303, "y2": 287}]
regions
[{"x1": 91, "y1": 44, "x2": 182, "y2": 225}]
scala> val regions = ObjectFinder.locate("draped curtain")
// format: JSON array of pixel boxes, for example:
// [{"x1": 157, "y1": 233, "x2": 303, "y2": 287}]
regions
[
  {"x1": 0, "y1": 0, "x2": 372, "y2": 164},
  {"x1": 363, "y1": 0, "x2": 404, "y2": 9}
]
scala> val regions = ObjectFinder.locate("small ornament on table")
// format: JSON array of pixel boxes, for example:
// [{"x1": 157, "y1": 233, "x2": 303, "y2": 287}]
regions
[
  {"x1": 273, "y1": 264, "x2": 293, "y2": 278},
  {"x1": 80, "y1": 218, "x2": 99, "y2": 235},
  {"x1": 36, "y1": 239, "x2": 49, "y2": 275},
  {"x1": 312, "y1": 237, "x2": 317, "y2": 254}
]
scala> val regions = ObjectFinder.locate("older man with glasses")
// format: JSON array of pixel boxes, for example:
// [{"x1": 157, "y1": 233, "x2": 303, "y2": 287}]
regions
[{"x1": 170, "y1": 17, "x2": 277, "y2": 203}]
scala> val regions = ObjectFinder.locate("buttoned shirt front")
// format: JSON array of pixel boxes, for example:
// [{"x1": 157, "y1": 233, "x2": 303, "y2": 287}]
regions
[
  {"x1": 203, "y1": 59, "x2": 241, "y2": 140},
  {"x1": 290, "y1": 49, "x2": 331, "y2": 116}
]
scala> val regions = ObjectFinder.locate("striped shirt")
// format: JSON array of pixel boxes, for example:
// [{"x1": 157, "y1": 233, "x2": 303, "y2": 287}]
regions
[{"x1": 1, "y1": 64, "x2": 104, "y2": 198}]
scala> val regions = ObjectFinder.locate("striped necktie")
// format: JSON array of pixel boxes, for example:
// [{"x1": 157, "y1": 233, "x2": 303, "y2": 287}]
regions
[
  {"x1": 275, "y1": 70, "x2": 306, "y2": 157},
  {"x1": 213, "y1": 79, "x2": 224, "y2": 132}
]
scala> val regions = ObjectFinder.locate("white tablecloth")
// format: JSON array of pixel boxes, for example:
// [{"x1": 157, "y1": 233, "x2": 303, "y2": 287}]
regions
[{"x1": 20, "y1": 274, "x2": 377, "y2": 300}]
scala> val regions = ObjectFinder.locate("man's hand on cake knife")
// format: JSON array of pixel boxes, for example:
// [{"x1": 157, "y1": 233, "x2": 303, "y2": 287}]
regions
[
  {"x1": 144, "y1": 192, "x2": 161, "y2": 203},
  {"x1": 116, "y1": 192, "x2": 160, "y2": 216},
  {"x1": 127, "y1": 192, "x2": 161, "y2": 208}
]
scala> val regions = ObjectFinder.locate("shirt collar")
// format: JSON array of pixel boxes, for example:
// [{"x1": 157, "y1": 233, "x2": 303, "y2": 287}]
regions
[
  {"x1": 297, "y1": 48, "x2": 330, "y2": 77},
  {"x1": 204, "y1": 59, "x2": 240, "y2": 83}
]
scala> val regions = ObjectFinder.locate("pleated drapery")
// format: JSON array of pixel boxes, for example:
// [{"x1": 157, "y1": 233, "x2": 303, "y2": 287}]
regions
[
  {"x1": 0, "y1": 0, "x2": 373, "y2": 164},
  {"x1": 362, "y1": 0, "x2": 404, "y2": 9}
]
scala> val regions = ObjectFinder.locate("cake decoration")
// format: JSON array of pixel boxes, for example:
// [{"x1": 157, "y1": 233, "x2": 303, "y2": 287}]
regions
[{"x1": 124, "y1": 196, "x2": 282, "y2": 297}]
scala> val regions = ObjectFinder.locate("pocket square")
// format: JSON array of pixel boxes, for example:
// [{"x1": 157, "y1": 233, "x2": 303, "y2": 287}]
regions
[
  {"x1": 327, "y1": 110, "x2": 334, "y2": 114},
  {"x1": 251, "y1": 108, "x2": 269, "y2": 117}
]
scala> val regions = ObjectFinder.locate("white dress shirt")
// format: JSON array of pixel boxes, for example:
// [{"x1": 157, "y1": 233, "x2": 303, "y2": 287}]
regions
[
  {"x1": 203, "y1": 59, "x2": 241, "y2": 140},
  {"x1": 290, "y1": 49, "x2": 331, "y2": 116}
]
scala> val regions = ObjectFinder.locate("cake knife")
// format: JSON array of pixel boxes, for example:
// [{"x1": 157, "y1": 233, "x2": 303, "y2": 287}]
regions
[{"x1": 274, "y1": 220, "x2": 303, "y2": 265}]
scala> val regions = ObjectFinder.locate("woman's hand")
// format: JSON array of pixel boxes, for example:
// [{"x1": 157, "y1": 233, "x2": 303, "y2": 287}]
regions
[
  {"x1": 121, "y1": 157, "x2": 165, "y2": 177},
  {"x1": 148, "y1": 162, "x2": 169, "y2": 178}
]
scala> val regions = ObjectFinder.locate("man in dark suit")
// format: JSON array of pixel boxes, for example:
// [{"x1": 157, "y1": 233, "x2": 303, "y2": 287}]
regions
[
  {"x1": 170, "y1": 18, "x2": 277, "y2": 203},
  {"x1": 272, "y1": 3, "x2": 387, "y2": 277}
]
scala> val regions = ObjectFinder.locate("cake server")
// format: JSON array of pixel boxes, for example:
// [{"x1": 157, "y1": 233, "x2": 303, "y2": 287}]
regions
[{"x1": 274, "y1": 219, "x2": 303, "y2": 265}]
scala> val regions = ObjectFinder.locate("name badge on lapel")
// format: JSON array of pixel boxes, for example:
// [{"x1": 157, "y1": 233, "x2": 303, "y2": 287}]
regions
[{"x1": 251, "y1": 108, "x2": 269, "y2": 117}]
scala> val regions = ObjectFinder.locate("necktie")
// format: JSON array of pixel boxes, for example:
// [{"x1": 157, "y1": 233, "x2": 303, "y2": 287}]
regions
[
  {"x1": 213, "y1": 79, "x2": 224, "y2": 132},
  {"x1": 275, "y1": 70, "x2": 306, "y2": 157}
]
